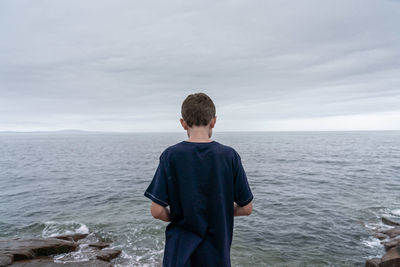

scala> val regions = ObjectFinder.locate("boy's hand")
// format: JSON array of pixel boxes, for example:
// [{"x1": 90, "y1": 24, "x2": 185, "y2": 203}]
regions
[
  {"x1": 234, "y1": 202, "x2": 253, "y2": 216},
  {"x1": 150, "y1": 202, "x2": 171, "y2": 222}
]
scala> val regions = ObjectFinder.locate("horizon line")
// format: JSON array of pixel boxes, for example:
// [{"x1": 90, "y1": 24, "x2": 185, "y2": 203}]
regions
[{"x1": 1, "y1": 129, "x2": 400, "y2": 134}]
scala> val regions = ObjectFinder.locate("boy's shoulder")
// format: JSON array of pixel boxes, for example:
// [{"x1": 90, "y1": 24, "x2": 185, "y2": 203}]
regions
[{"x1": 161, "y1": 141, "x2": 239, "y2": 158}]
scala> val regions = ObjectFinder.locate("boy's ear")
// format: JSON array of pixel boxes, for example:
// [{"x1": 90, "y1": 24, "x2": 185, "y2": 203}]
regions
[
  {"x1": 210, "y1": 116, "x2": 217, "y2": 128},
  {"x1": 180, "y1": 118, "x2": 188, "y2": 130}
]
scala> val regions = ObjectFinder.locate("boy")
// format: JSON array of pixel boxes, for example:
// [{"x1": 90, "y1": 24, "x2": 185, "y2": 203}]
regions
[{"x1": 144, "y1": 92, "x2": 253, "y2": 267}]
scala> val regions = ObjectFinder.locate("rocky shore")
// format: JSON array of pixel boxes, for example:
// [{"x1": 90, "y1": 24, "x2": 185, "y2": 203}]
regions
[
  {"x1": 2, "y1": 216, "x2": 399, "y2": 266},
  {"x1": 365, "y1": 217, "x2": 400, "y2": 267},
  {"x1": 0, "y1": 233, "x2": 121, "y2": 266}
]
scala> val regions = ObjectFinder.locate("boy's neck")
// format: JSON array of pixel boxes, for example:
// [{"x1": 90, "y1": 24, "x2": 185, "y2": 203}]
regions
[{"x1": 186, "y1": 128, "x2": 212, "y2": 142}]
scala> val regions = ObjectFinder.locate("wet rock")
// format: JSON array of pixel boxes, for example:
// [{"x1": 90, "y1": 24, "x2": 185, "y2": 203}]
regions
[
  {"x1": 0, "y1": 238, "x2": 77, "y2": 264},
  {"x1": 95, "y1": 249, "x2": 121, "y2": 262},
  {"x1": 0, "y1": 234, "x2": 121, "y2": 266},
  {"x1": 10, "y1": 257, "x2": 112, "y2": 266},
  {"x1": 0, "y1": 254, "x2": 13, "y2": 266},
  {"x1": 381, "y1": 239, "x2": 400, "y2": 251},
  {"x1": 365, "y1": 258, "x2": 381, "y2": 267},
  {"x1": 382, "y1": 217, "x2": 400, "y2": 227},
  {"x1": 366, "y1": 218, "x2": 400, "y2": 265},
  {"x1": 380, "y1": 227, "x2": 400, "y2": 239},
  {"x1": 52, "y1": 233, "x2": 88, "y2": 242},
  {"x1": 88, "y1": 242, "x2": 110, "y2": 249},
  {"x1": 2, "y1": 250, "x2": 33, "y2": 261},
  {"x1": 380, "y1": 246, "x2": 400, "y2": 267}
]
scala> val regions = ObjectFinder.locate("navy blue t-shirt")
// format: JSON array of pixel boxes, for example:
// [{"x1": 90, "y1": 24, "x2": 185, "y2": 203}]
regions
[{"x1": 144, "y1": 140, "x2": 253, "y2": 267}]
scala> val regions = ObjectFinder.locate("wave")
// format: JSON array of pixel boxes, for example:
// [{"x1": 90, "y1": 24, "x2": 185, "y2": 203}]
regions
[{"x1": 42, "y1": 221, "x2": 89, "y2": 238}]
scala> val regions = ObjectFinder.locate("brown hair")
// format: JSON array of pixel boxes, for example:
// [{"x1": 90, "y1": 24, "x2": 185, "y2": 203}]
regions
[{"x1": 181, "y1": 92, "x2": 216, "y2": 127}]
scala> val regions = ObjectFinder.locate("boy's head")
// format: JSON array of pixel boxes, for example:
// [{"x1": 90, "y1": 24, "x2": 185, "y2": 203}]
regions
[{"x1": 180, "y1": 92, "x2": 216, "y2": 137}]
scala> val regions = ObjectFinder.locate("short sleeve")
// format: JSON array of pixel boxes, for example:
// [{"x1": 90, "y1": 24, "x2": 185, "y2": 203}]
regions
[
  {"x1": 233, "y1": 150, "x2": 254, "y2": 207},
  {"x1": 144, "y1": 151, "x2": 169, "y2": 207}
]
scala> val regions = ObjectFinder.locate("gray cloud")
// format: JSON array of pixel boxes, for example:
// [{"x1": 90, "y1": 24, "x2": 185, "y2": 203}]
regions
[{"x1": 1, "y1": 0, "x2": 399, "y2": 131}]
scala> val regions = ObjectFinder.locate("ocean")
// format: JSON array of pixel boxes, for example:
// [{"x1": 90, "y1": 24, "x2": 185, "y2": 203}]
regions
[{"x1": 1, "y1": 131, "x2": 399, "y2": 266}]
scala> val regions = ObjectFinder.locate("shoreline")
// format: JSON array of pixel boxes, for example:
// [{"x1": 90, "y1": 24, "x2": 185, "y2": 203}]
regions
[
  {"x1": 0, "y1": 233, "x2": 121, "y2": 266},
  {"x1": 1, "y1": 217, "x2": 399, "y2": 266},
  {"x1": 365, "y1": 217, "x2": 400, "y2": 266}
]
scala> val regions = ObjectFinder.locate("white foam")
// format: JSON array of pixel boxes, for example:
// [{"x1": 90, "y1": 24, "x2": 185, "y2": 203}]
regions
[
  {"x1": 111, "y1": 245, "x2": 164, "y2": 267},
  {"x1": 361, "y1": 237, "x2": 383, "y2": 248},
  {"x1": 364, "y1": 222, "x2": 393, "y2": 232},
  {"x1": 76, "y1": 224, "x2": 89, "y2": 234},
  {"x1": 391, "y1": 209, "x2": 400, "y2": 217},
  {"x1": 53, "y1": 232, "x2": 101, "y2": 264}
]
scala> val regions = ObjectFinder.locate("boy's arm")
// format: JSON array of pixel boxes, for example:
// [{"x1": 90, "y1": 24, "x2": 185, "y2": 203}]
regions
[
  {"x1": 234, "y1": 201, "x2": 253, "y2": 216},
  {"x1": 232, "y1": 149, "x2": 253, "y2": 216},
  {"x1": 150, "y1": 201, "x2": 171, "y2": 222}
]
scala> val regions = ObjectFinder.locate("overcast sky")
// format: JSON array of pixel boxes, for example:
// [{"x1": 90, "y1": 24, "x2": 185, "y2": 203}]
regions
[{"x1": 1, "y1": 0, "x2": 399, "y2": 132}]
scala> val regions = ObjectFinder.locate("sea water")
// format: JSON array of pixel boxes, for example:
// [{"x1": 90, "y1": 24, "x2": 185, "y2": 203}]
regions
[{"x1": 1, "y1": 131, "x2": 399, "y2": 266}]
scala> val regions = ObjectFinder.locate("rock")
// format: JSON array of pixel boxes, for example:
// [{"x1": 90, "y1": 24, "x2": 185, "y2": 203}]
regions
[
  {"x1": 1, "y1": 250, "x2": 33, "y2": 261},
  {"x1": 95, "y1": 249, "x2": 121, "y2": 262},
  {"x1": 365, "y1": 257, "x2": 381, "y2": 267},
  {"x1": 88, "y1": 242, "x2": 110, "y2": 249},
  {"x1": 10, "y1": 257, "x2": 112, "y2": 266},
  {"x1": 0, "y1": 235, "x2": 121, "y2": 266},
  {"x1": 381, "y1": 227, "x2": 400, "y2": 239},
  {"x1": 382, "y1": 239, "x2": 400, "y2": 251},
  {"x1": 374, "y1": 233, "x2": 388, "y2": 240},
  {"x1": 383, "y1": 217, "x2": 400, "y2": 227},
  {"x1": 52, "y1": 233, "x2": 88, "y2": 242},
  {"x1": 0, "y1": 238, "x2": 77, "y2": 262},
  {"x1": 380, "y1": 246, "x2": 400, "y2": 267},
  {"x1": 0, "y1": 254, "x2": 13, "y2": 266}
]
